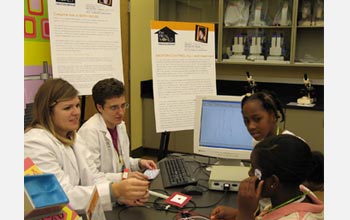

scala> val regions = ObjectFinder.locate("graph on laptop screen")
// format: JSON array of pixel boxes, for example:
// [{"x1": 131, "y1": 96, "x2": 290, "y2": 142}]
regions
[{"x1": 193, "y1": 95, "x2": 253, "y2": 166}]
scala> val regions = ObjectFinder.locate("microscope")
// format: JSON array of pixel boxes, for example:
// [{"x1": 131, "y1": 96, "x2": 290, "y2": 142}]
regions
[
  {"x1": 297, "y1": 73, "x2": 316, "y2": 105},
  {"x1": 245, "y1": 72, "x2": 258, "y2": 96},
  {"x1": 230, "y1": 34, "x2": 247, "y2": 60},
  {"x1": 247, "y1": 35, "x2": 265, "y2": 61},
  {"x1": 267, "y1": 34, "x2": 284, "y2": 61}
]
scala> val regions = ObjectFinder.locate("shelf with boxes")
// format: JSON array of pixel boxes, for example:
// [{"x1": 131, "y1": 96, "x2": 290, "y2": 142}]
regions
[
  {"x1": 294, "y1": 0, "x2": 324, "y2": 66},
  {"x1": 218, "y1": 0, "x2": 324, "y2": 66},
  {"x1": 157, "y1": 0, "x2": 324, "y2": 67},
  {"x1": 219, "y1": 0, "x2": 294, "y2": 65},
  {"x1": 220, "y1": 26, "x2": 292, "y2": 64}
]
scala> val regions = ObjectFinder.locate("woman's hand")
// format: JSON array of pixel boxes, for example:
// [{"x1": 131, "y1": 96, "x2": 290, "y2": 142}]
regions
[
  {"x1": 128, "y1": 171, "x2": 148, "y2": 180},
  {"x1": 111, "y1": 178, "x2": 150, "y2": 201},
  {"x1": 117, "y1": 190, "x2": 149, "y2": 206}
]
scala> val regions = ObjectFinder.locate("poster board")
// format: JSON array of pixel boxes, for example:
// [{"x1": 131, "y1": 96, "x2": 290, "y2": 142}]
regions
[
  {"x1": 150, "y1": 20, "x2": 217, "y2": 133},
  {"x1": 47, "y1": 0, "x2": 124, "y2": 95}
]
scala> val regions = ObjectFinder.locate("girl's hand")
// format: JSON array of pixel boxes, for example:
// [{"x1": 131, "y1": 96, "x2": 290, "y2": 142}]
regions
[
  {"x1": 237, "y1": 176, "x2": 263, "y2": 220},
  {"x1": 210, "y1": 205, "x2": 238, "y2": 220}
]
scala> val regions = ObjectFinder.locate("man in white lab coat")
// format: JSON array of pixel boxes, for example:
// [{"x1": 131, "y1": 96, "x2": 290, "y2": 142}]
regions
[{"x1": 78, "y1": 78, "x2": 157, "y2": 183}]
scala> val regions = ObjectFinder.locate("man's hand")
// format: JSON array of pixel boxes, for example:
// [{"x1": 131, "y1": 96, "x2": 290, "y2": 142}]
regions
[{"x1": 139, "y1": 159, "x2": 157, "y2": 170}]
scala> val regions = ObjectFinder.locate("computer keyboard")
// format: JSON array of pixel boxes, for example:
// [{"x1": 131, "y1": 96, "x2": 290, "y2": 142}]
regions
[{"x1": 159, "y1": 157, "x2": 197, "y2": 188}]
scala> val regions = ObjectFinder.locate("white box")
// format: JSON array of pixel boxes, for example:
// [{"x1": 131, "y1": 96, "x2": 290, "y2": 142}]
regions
[{"x1": 208, "y1": 165, "x2": 250, "y2": 192}]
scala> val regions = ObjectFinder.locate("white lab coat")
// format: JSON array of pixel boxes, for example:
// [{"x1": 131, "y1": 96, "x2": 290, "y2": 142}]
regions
[
  {"x1": 24, "y1": 128, "x2": 113, "y2": 212},
  {"x1": 77, "y1": 113, "x2": 140, "y2": 182}
]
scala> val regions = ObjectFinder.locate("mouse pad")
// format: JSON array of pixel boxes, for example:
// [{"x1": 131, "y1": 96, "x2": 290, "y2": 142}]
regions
[{"x1": 165, "y1": 192, "x2": 192, "y2": 208}]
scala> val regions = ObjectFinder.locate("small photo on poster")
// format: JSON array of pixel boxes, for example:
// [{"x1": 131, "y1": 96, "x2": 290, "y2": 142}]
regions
[
  {"x1": 195, "y1": 25, "x2": 208, "y2": 43},
  {"x1": 98, "y1": 0, "x2": 113, "y2": 6}
]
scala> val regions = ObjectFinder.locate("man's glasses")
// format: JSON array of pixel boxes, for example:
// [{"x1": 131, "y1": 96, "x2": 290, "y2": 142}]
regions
[{"x1": 106, "y1": 103, "x2": 130, "y2": 111}]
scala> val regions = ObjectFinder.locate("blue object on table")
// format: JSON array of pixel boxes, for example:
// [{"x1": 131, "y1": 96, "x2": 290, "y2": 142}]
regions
[{"x1": 24, "y1": 174, "x2": 69, "y2": 208}]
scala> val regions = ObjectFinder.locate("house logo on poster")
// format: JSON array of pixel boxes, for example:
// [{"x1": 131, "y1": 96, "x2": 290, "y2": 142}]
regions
[
  {"x1": 56, "y1": 0, "x2": 76, "y2": 6},
  {"x1": 155, "y1": 26, "x2": 177, "y2": 44}
]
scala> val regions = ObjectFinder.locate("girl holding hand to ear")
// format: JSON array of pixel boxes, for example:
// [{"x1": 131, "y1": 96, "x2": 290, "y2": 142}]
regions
[{"x1": 211, "y1": 134, "x2": 324, "y2": 220}]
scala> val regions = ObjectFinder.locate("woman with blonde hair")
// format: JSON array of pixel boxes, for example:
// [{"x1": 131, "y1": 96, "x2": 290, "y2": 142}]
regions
[{"x1": 24, "y1": 78, "x2": 150, "y2": 212}]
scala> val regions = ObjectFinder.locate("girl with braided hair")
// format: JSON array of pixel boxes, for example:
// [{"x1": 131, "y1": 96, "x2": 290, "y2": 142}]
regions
[{"x1": 241, "y1": 90, "x2": 292, "y2": 146}]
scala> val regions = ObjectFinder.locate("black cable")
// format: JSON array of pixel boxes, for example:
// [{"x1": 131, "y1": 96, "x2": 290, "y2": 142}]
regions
[
  {"x1": 153, "y1": 154, "x2": 230, "y2": 214},
  {"x1": 116, "y1": 201, "x2": 175, "y2": 220},
  {"x1": 186, "y1": 188, "x2": 230, "y2": 209},
  {"x1": 150, "y1": 187, "x2": 225, "y2": 211},
  {"x1": 174, "y1": 210, "x2": 211, "y2": 220},
  {"x1": 153, "y1": 197, "x2": 185, "y2": 213},
  {"x1": 116, "y1": 189, "x2": 228, "y2": 219},
  {"x1": 195, "y1": 180, "x2": 209, "y2": 192},
  {"x1": 193, "y1": 164, "x2": 209, "y2": 177},
  {"x1": 148, "y1": 188, "x2": 199, "y2": 214}
]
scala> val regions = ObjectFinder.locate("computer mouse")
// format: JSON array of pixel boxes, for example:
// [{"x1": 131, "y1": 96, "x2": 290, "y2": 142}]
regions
[{"x1": 181, "y1": 185, "x2": 204, "y2": 196}]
